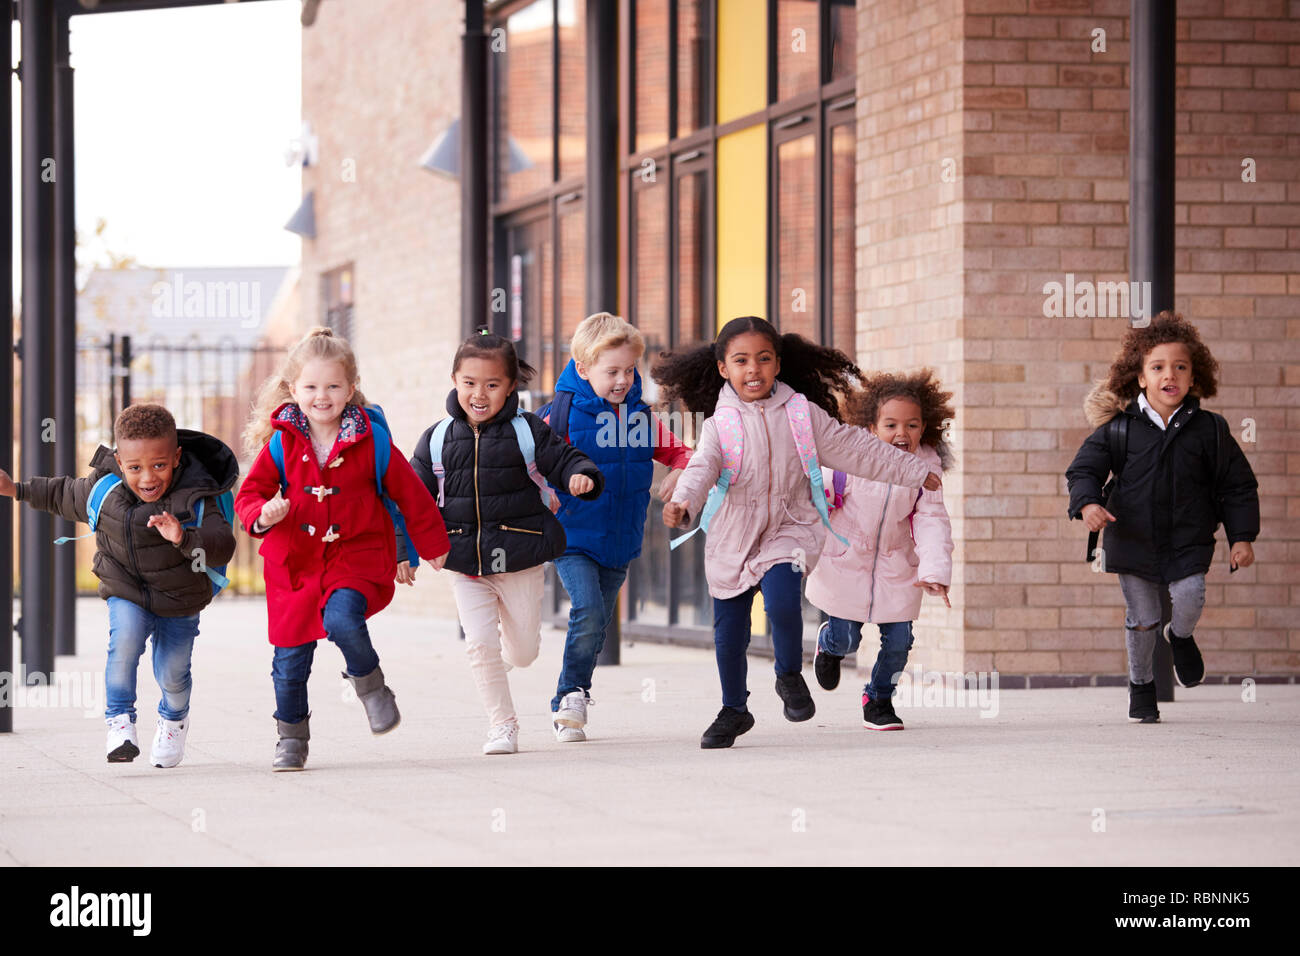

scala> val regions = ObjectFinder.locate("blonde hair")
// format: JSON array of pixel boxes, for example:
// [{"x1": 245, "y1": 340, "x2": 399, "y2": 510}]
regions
[
  {"x1": 570, "y1": 312, "x2": 645, "y2": 368},
  {"x1": 242, "y1": 326, "x2": 369, "y2": 459}
]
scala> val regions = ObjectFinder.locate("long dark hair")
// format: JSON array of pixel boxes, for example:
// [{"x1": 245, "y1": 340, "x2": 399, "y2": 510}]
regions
[
  {"x1": 650, "y1": 316, "x2": 861, "y2": 419},
  {"x1": 451, "y1": 330, "x2": 537, "y2": 387}
]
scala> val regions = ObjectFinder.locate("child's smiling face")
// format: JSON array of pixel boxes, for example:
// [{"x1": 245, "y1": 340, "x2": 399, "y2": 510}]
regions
[
  {"x1": 718, "y1": 331, "x2": 780, "y2": 402},
  {"x1": 291, "y1": 358, "x2": 356, "y2": 430},
  {"x1": 453, "y1": 356, "x2": 513, "y2": 423},
  {"x1": 870, "y1": 397, "x2": 925, "y2": 454},
  {"x1": 577, "y1": 343, "x2": 641, "y2": 404},
  {"x1": 115, "y1": 436, "x2": 182, "y2": 503},
  {"x1": 1138, "y1": 342, "x2": 1193, "y2": 419}
]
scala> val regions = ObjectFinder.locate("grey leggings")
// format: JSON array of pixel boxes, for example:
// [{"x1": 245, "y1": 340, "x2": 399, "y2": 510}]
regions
[{"x1": 1117, "y1": 573, "x2": 1207, "y2": 684}]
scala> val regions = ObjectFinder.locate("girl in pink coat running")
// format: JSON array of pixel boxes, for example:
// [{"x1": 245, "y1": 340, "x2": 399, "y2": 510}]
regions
[
  {"x1": 805, "y1": 369, "x2": 955, "y2": 731},
  {"x1": 654, "y1": 317, "x2": 940, "y2": 750}
]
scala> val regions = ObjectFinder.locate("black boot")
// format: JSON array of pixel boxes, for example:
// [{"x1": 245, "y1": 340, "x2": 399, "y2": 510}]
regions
[
  {"x1": 774, "y1": 673, "x2": 816, "y2": 722},
  {"x1": 1128, "y1": 681, "x2": 1160, "y2": 724},
  {"x1": 1164, "y1": 624, "x2": 1205, "y2": 688},
  {"x1": 700, "y1": 707, "x2": 755, "y2": 749}
]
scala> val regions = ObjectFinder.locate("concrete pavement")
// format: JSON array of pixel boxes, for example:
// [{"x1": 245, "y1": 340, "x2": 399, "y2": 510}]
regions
[{"x1": 2, "y1": 597, "x2": 1297, "y2": 866}]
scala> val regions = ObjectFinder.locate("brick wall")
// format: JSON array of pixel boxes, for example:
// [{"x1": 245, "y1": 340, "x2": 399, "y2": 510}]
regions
[
  {"x1": 302, "y1": 0, "x2": 464, "y2": 620},
  {"x1": 862, "y1": 0, "x2": 1299, "y2": 677}
]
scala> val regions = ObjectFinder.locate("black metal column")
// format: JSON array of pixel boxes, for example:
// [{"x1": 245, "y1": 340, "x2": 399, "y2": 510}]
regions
[
  {"x1": 2, "y1": 0, "x2": 15, "y2": 731},
  {"x1": 19, "y1": 0, "x2": 58, "y2": 685},
  {"x1": 53, "y1": 12, "x2": 76, "y2": 657},
  {"x1": 1130, "y1": 0, "x2": 1176, "y2": 703},
  {"x1": 461, "y1": 0, "x2": 488, "y2": 338},
  {"x1": 587, "y1": 0, "x2": 620, "y2": 666}
]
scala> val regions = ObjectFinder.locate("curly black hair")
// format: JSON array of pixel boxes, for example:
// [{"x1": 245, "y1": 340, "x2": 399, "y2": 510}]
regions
[
  {"x1": 844, "y1": 368, "x2": 955, "y2": 471},
  {"x1": 114, "y1": 403, "x2": 178, "y2": 446},
  {"x1": 1103, "y1": 310, "x2": 1219, "y2": 401},
  {"x1": 650, "y1": 316, "x2": 861, "y2": 420},
  {"x1": 452, "y1": 330, "x2": 537, "y2": 387}
]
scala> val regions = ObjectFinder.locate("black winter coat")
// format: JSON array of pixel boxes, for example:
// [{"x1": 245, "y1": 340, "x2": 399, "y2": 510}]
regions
[
  {"x1": 405, "y1": 390, "x2": 604, "y2": 576},
  {"x1": 17, "y1": 430, "x2": 239, "y2": 616},
  {"x1": 1065, "y1": 396, "x2": 1259, "y2": 582}
]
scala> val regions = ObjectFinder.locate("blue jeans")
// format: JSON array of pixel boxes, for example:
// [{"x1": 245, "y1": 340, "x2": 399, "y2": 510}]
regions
[
  {"x1": 105, "y1": 596, "x2": 200, "y2": 722},
  {"x1": 552, "y1": 554, "x2": 628, "y2": 712},
  {"x1": 271, "y1": 588, "x2": 379, "y2": 724},
  {"x1": 712, "y1": 563, "x2": 805, "y2": 710},
  {"x1": 820, "y1": 617, "x2": 915, "y2": 701}
]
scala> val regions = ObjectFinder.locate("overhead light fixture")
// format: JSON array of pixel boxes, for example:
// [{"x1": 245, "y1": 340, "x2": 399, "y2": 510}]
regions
[
  {"x1": 284, "y1": 191, "x2": 316, "y2": 239},
  {"x1": 419, "y1": 119, "x2": 535, "y2": 179}
]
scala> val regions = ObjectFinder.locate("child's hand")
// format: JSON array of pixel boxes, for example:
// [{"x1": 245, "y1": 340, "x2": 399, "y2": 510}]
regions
[
  {"x1": 923, "y1": 472, "x2": 942, "y2": 492},
  {"x1": 430, "y1": 551, "x2": 448, "y2": 571},
  {"x1": 146, "y1": 511, "x2": 184, "y2": 545},
  {"x1": 663, "y1": 501, "x2": 690, "y2": 528},
  {"x1": 259, "y1": 490, "x2": 290, "y2": 528},
  {"x1": 396, "y1": 561, "x2": 416, "y2": 586},
  {"x1": 1081, "y1": 503, "x2": 1116, "y2": 532},
  {"x1": 0, "y1": 468, "x2": 15, "y2": 498},
  {"x1": 1230, "y1": 541, "x2": 1254, "y2": 571},
  {"x1": 659, "y1": 468, "x2": 684, "y2": 502},
  {"x1": 916, "y1": 580, "x2": 951, "y2": 608},
  {"x1": 568, "y1": 474, "x2": 595, "y2": 496}
]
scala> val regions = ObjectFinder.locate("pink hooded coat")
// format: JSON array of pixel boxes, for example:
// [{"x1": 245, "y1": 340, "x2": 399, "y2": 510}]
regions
[
  {"x1": 670, "y1": 382, "x2": 934, "y2": 599},
  {"x1": 804, "y1": 442, "x2": 952, "y2": 623}
]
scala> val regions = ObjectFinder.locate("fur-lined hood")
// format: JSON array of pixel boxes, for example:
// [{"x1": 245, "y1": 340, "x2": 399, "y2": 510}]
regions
[{"x1": 1083, "y1": 382, "x2": 1130, "y2": 428}]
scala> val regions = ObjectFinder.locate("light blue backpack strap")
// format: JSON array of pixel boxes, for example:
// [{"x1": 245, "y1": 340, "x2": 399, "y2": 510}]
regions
[
  {"x1": 56, "y1": 474, "x2": 121, "y2": 545},
  {"x1": 670, "y1": 408, "x2": 744, "y2": 550},
  {"x1": 429, "y1": 418, "x2": 454, "y2": 507},
  {"x1": 512, "y1": 410, "x2": 558, "y2": 511},
  {"x1": 268, "y1": 431, "x2": 288, "y2": 493},
  {"x1": 784, "y1": 394, "x2": 850, "y2": 547}
]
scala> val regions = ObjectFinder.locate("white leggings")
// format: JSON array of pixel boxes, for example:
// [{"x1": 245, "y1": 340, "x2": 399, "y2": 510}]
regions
[{"x1": 450, "y1": 566, "x2": 545, "y2": 727}]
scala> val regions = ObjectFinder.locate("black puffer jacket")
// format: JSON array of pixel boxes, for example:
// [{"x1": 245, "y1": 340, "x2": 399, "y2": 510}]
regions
[
  {"x1": 1066, "y1": 389, "x2": 1259, "y2": 582},
  {"x1": 17, "y1": 430, "x2": 239, "y2": 616},
  {"x1": 405, "y1": 390, "x2": 604, "y2": 576}
]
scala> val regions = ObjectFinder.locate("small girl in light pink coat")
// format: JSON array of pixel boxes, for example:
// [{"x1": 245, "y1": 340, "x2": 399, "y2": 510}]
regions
[
  {"x1": 653, "y1": 318, "x2": 940, "y2": 750},
  {"x1": 805, "y1": 369, "x2": 955, "y2": 732}
]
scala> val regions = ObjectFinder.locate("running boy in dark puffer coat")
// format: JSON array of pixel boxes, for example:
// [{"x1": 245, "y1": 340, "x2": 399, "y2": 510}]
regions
[{"x1": 0, "y1": 404, "x2": 237, "y2": 767}]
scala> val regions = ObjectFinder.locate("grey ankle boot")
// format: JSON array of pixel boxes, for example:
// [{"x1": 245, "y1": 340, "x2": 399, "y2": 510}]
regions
[
  {"x1": 273, "y1": 716, "x2": 310, "y2": 771},
  {"x1": 344, "y1": 666, "x2": 400, "y2": 734}
]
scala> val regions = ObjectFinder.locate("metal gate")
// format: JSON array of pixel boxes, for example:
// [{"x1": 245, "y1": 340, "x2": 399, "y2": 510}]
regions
[{"x1": 76, "y1": 334, "x2": 287, "y2": 596}]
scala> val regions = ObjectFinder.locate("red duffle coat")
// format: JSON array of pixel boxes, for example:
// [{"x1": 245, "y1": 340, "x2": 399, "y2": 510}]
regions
[{"x1": 235, "y1": 403, "x2": 450, "y2": 647}]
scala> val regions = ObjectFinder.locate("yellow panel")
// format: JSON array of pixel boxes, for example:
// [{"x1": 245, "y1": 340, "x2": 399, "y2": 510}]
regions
[
  {"x1": 716, "y1": 123, "x2": 767, "y2": 331},
  {"x1": 717, "y1": 0, "x2": 767, "y2": 124}
]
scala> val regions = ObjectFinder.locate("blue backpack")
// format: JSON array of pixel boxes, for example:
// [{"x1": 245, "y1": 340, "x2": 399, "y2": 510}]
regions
[
  {"x1": 267, "y1": 404, "x2": 419, "y2": 567},
  {"x1": 54, "y1": 475, "x2": 235, "y2": 595}
]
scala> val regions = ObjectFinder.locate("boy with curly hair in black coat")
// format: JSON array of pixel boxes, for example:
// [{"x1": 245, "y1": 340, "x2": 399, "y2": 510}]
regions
[{"x1": 1066, "y1": 311, "x2": 1259, "y2": 723}]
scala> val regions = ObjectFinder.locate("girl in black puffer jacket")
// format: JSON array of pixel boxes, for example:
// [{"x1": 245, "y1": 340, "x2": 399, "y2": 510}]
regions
[
  {"x1": 400, "y1": 333, "x2": 603, "y2": 755},
  {"x1": 1066, "y1": 312, "x2": 1259, "y2": 723}
]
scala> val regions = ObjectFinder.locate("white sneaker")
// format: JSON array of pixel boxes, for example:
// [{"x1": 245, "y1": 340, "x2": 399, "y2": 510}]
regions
[
  {"x1": 150, "y1": 716, "x2": 189, "y2": 768},
  {"x1": 105, "y1": 714, "x2": 139, "y2": 763},
  {"x1": 553, "y1": 720, "x2": 586, "y2": 743},
  {"x1": 554, "y1": 691, "x2": 591, "y2": 729},
  {"x1": 483, "y1": 720, "x2": 519, "y2": 755}
]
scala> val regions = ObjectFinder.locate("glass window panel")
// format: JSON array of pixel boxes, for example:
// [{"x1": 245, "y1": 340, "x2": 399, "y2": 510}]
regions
[
  {"x1": 776, "y1": 0, "x2": 819, "y2": 101},
  {"x1": 635, "y1": 0, "x2": 669, "y2": 152},
  {"x1": 634, "y1": 181, "x2": 669, "y2": 359},
  {"x1": 676, "y1": 0, "x2": 710, "y2": 137},
  {"x1": 829, "y1": 0, "x2": 857, "y2": 83},
  {"x1": 506, "y1": 217, "x2": 553, "y2": 398},
  {"x1": 558, "y1": 0, "x2": 586, "y2": 180},
  {"x1": 500, "y1": 0, "x2": 554, "y2": 200},
  {"x1": 676, "y1": 170, "x2": 708, "y2": 344},
  {"x1": 830, "y1": 123, "x2": 855, "y2": 357},
  {"x1": 776, "y1": 132, "x2": 817, "y2": 340},
  {"x1": 557, "y1": 199, "x2": 585, "y2": 390}
]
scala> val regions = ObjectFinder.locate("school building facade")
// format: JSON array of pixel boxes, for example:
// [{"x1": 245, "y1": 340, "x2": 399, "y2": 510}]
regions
[{"x1": 296, "y1": 0, "x2": 1300, "y2": 679}]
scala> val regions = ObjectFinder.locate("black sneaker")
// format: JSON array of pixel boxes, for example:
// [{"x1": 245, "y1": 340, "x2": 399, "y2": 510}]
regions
[
  {"x1": 1128, "y1": 680, "x2": 1160, "y2": 723},
  {"x1": 862, "y1": 693, "x2": 904, "y2": 731},
  {"x1": 1164, "y1": 624, "x2": 1205, "y2": 688},
  {"x1": 814, "y1": 623, "x2": 842, "y2": 690},
  {"x1": 774, "y1": 673, "x2": 816, "y2": 722},
  {"x1": 700, "y1": 706, "x2": 755, "y2": 749}
]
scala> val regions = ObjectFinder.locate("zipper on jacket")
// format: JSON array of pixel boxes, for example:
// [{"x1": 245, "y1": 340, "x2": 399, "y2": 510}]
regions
[
  {"x1": 473, "y1": 425, "x2": 483, "y2": 575},
  {"x1": 498, "y1": 524, "x2": 543, "y2": 535},
  {"x1": 122, "y1": 501, "x2": 154, "y2": 613},
  {"x1": 865, "y1": 484, "x2": 893, "y2": 620}
]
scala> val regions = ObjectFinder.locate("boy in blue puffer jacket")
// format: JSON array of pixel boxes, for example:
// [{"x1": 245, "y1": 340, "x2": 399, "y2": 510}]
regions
[{"x1": 540, "y1": 313, "x2": 691, "y2": 742}]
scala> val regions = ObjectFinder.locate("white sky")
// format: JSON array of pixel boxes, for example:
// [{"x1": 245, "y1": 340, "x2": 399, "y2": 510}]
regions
[{"x1": 10, "y1": 0, "x2": 302, "y2": 293}]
